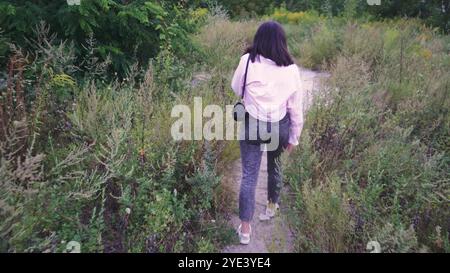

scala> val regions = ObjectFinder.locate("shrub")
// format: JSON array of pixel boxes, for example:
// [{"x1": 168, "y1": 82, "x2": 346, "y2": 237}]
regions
[
  {"x1": 285, "y1": 19, "x2": 449, "y2": 253},
  {"x1": 298, "y1": 23, "x2": 341, "y2": 69},
  {"x1": 193, "y1": 15, "x2": 256, "y2": 74},
  {"x1": 270, "y1": 8, "x2": 323, "y2": 27},
  {"x1": 0, "y1": 11, "x2": 237, "y2": 252},
  {"x1": 0, "y1": 0, "x2": 199, "y2": 76},
  {"x1": 293, "y1": 175, "x2": 354, "y2": 252}
]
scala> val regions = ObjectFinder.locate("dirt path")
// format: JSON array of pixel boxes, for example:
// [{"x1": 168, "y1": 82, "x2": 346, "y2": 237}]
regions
[{"x1": 222, "y1": 67, "x2": 329, "y2": 253}]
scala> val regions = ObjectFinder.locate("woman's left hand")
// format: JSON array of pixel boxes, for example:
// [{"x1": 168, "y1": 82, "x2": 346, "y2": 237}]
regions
[{"x1": 285, "y1": 144, "x2": 295, "y2": 154}]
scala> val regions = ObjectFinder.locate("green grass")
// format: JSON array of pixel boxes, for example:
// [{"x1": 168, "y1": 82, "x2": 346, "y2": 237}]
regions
[{"x1": 282, "y1": 17, "x2": 450, "y2": 253}]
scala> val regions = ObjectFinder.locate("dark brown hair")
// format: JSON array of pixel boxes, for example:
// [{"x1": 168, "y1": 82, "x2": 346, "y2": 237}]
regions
[{"x1": 245, "y1": 21, "x2": 294, "y2": 66}]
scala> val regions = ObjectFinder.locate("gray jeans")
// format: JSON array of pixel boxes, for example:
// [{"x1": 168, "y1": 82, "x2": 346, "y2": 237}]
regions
[{"x1": 239, "y1": 114, "x2": 290, "y2": 222}]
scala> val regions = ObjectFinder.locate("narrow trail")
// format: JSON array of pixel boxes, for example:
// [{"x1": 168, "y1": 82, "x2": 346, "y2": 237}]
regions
[{"x1": 222, "y1": 67, "x2": 330, "y2": 253}]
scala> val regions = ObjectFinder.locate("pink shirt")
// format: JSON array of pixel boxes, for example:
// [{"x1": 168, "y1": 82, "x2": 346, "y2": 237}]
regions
[{"x1": 231, "y1": 53, "x2": 304, "y2": 146}]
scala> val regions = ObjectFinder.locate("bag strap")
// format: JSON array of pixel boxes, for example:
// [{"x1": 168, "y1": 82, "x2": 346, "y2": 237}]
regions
[{"x1": 241, "y1": 55, "x2": 251, "y2": 99}]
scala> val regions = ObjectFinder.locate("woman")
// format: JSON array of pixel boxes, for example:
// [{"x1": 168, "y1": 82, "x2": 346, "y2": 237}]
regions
[{"x1": 231, "y1": 21, "x2": 304, "y2": 245}]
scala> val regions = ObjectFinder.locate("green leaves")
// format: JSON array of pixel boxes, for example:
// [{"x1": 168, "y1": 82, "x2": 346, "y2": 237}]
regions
[
  {"x1": 118, "y1": 7, "x2": 150, "y2": 24},
  {"x1": 144, "y1": 1, "x2": 166, "y2": 16},
  {"x1": 0, "y1": 0, "x2": 198, "y2": 76},
  {"x1": 0, "y1": 3, "x2": 15, "y2": 16}
]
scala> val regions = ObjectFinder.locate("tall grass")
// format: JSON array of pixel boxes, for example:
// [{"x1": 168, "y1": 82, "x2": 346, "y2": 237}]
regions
[
  {"x1": 0, "y1": 11, "x2": 250, "y2": 252},
  {"x1": 284, "y1": 18, "x2": 450, "y2": 253}
]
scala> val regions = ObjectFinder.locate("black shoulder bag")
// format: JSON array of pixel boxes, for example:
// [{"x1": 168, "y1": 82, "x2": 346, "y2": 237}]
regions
[{"x1": 233, "y1": 55, "x2": 251, "y2": 121}]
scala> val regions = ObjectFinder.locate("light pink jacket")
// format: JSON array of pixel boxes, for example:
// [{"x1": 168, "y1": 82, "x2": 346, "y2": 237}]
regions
[{"x1": 231, "y1": 53, "x2": 304, "y2": 145}]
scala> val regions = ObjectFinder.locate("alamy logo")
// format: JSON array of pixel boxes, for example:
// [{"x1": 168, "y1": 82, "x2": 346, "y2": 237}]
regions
[
  {"x1": 170, "y1": 97, "x2": 282, "y2": 151},
  {"x1": 67, "y1": 0, "x2": 81, "y2": 6},
  {"x1": 367, "y1": 0, "x2": 381, "y2": 5}
]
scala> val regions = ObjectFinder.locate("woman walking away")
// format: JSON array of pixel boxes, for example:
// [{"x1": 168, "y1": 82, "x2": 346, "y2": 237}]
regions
[{"x1": 231, "y1": 21, "x2": 305, "y2": 245}]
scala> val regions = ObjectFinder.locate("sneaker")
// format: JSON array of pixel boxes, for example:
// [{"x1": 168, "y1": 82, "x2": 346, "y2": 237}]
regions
[
  {"x1": 259, "y1": 202, "x2": 279, "y2": 221},
  {"x1": 237, "y1": 224, "x2": 251, "y2": 245}
]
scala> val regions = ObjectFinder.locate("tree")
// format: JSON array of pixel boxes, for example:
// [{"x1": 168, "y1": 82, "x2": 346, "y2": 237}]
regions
[{"x1": 0, "y1": 0, "x2": 196, "y2": 74}]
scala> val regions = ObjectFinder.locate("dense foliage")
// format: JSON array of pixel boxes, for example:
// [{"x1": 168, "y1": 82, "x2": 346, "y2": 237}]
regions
[
  {"x1": 219, "y1": 0, "x2": 450, "y2": 32},
  {"x1": 278, "y1": 12, "x2": 450, "y2": 252},
  {"x1": 0, "y1": 0, "x2": 199, "y2": 75},
  {"x1": 0, "y1": 2, "x2": 232, "y2": 253}
]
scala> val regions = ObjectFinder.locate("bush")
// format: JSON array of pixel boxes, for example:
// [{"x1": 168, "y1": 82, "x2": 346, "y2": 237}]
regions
[
  {"x1": 0, "y1": 0, "x2": 199, "y2": 76},
  {"x1": 0, "y1": 9, "x2": 239, "y2": 252},
  {"x1": 285, "y1": 19, "x2": 449, "y2": 253},
  {"x1": 269, "y1": 8, "x2": 323, "y2": 27},
  {"x1": 216, "y1": 0, "x2": 274, "y2": 18},
  {"x1": 298, "y1": 23, "x2": 341, "y2": 69},
  {"x1": 294, "y1": 175, "x2": 354, "y2": 252}
]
